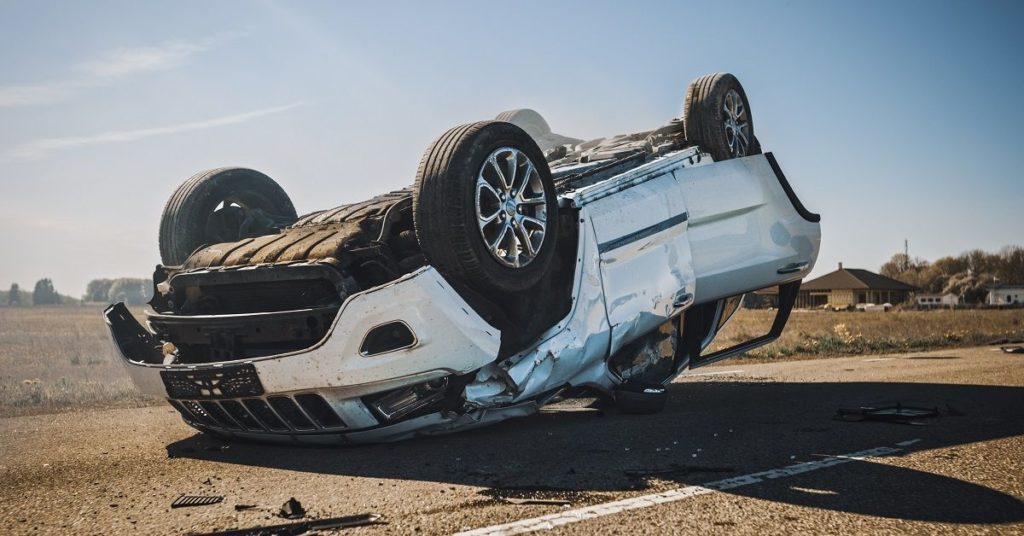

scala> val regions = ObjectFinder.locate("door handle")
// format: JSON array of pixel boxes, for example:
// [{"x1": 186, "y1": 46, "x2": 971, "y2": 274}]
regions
[
  {"x1": 777, "y1": 261, "x2": 809, "y2": 275},
  {"x1": 672, "y1": 291, "x2": 694, "y2": 309}
]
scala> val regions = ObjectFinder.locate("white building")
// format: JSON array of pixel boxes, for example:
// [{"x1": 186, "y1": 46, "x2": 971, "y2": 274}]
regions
[
  {"x1": 916, "y1": 293, "x2": 960, "y2": 308},
  {"x1": 987, "y1": 284, "x2": 1024, "y2": 305}
]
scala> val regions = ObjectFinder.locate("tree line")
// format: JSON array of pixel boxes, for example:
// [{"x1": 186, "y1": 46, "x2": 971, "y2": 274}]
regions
[
  {"x1": 4, "y1": 277, "x2": 153, "y2": 306},
  {"x1": 880, "y1": 245, "x2": 1024, "y2": 303}
]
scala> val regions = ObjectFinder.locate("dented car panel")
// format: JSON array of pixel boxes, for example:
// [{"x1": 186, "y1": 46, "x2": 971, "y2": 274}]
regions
[{"x1": 107, "y1": 142, "x2": 819, "y2": 443}]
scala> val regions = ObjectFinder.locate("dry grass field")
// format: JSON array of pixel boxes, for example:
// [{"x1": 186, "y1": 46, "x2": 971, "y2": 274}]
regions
[
  {"x1": 1, "y1": 305, "x2": 1022, "y2": 417},
  {"x1": 712, "y1": 308, "x2": 1024, "y2": 360},
  {"x1": 0, "y1": 306, "x2": 157, "y2": 417}
]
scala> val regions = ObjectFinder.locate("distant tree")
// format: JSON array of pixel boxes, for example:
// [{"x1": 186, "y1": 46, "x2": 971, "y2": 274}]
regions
[
  {"x1": 106, "y1": 278, "x2": 153, "y2": 306},
  {"x1": 879, "y1": 253, "x2": 929, "y2": 289},
  {"x1": 943, "y1": 272, "x2": 990, "y2": 304},
  {"x1": 879, "y1": 245, "x2": 1023, "y2": 303},
  {"x1": 84, "y1": 279, "x2": 114, "y2": 302},
  {"x1": 32, "y1": 278, "x2": 60, "y2": 305},
  {"x1": 997, "y1": 245, "x2": 1024, "y2": 284},
  {"x1": 7, "y1": 283, "x2": 20, "y2": 306}
]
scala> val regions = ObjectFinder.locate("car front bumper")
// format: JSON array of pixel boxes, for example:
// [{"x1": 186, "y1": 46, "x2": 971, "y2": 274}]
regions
[{"x1": 105, "y1": 267, "x2": 504, "y2": 443}]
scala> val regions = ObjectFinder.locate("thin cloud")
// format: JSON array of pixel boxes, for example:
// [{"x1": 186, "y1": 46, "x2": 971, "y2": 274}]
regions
[
  {"x1": 0, "y1": 35, "x2": 236, "y2": 108},
  {"x1": 0, "y1": 83, "x2": 78, "y2": 107},
  {"x1": 1, "y1": 102, "x2": 305, "y2": 161},
  {"x1": 75, "y1": 41, "x2": 208, "y2": 78}
]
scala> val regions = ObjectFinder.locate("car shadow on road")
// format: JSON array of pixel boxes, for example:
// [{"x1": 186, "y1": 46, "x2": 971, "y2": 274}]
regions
[{"x1": 167, "y1": 380, "x2": 1024, "y2": 524}]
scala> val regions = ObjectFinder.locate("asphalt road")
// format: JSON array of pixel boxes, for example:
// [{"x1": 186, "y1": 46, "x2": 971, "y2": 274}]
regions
[{"x1": 2, "y1": 345, "x2": 1023, "y2": 535}]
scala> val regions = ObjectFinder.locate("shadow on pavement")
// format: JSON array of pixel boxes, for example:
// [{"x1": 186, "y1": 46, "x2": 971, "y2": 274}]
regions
[{"x1": 168, "y1": 380, "x2": 1024, "y2": 524}]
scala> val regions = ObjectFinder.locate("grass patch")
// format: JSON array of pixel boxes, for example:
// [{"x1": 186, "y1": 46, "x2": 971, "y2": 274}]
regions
[
  {"x1": 711, "y1": 308, "x2": 1024, "y2": 362},
  {"x1": 0, "y1": 306, "x2": 159, "y2": 417}
]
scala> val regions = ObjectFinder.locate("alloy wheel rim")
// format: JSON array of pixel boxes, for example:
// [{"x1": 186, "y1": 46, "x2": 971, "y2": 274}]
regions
[
  {"x1": 723, "y1": 89, "x2": 750, "y2": 158},
  {"x1": 475, "y1": 147, "x2": 548, "y2": 268}
]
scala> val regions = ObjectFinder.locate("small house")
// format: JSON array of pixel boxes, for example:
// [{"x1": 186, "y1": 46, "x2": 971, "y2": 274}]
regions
[
  {"x1": 987, "y1": 284, "x2": 1024, "y2": 306},
  {"x1": 916, "y1": 293, "x2": 960, "y2": 308},
  {"x1": 794, "y1": 263, "x2": 917, "y2": 308}
]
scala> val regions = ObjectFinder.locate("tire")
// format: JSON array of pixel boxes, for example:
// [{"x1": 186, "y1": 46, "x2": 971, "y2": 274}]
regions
[
  {"x1": 494, "y1": 109, "x2": 551, "y2": 139},
  {"x1": 413, "y1": 121, "x2": 559, "y2": 295},
  {"x1": 614, "y1": 381, "x2": 668, "y2": 415},
  {"x1": 683, "y1": 73, "x2": 755, "y2": 161},
  {"x1": 159, "y1": 167, "x2": 296, "y2": 265}
]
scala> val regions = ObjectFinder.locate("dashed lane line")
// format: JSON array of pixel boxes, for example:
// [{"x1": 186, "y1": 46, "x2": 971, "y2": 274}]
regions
[{"x1": 454, "y1": 440, "x2": 918, "y2": 536}]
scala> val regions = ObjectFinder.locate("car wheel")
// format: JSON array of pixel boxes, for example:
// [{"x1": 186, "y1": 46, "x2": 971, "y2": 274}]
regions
[
  {"x1": 614, "y1": 381, "x2": 668, "y2": 414},
  {"x1": 413, "y1": 121, "x2": 560, "y2": 295},
  {"x1": 159, "y1": 167, "x2": 297, "y2": 265},
  {"x1": 683, "y1": 73, "x2": 755, "y2": 161},
  {"x1": 494, "y1": 109, "x2": 552, "y2": 139}
]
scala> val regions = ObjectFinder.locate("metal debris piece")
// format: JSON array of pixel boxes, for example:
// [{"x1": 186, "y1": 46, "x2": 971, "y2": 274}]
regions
[
  {"x1": 233, "y1": 504, "x2": 256, "y2": 511},
  {"x1": 191, "y1": 513, "x2": 383, "y2": 536},
  {"x1": 835, "y1": 403, "x2": 939, "y2": 425},
  {"x1": 171, "y1": 495, "x2": 224, "y2": 508},
  {"x1": 278, "y1": 497, "x2": 305, "y2": 519},
  {"x1": 501, "y1": 497, "x2": 571, "y2": 506},
  {"x1": 1001, "y1": 346, "x2": 1024, "y2": 354}
]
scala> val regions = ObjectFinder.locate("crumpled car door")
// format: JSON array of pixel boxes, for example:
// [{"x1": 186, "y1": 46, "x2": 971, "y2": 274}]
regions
[{"x1": 584, "y1": 171, "x2": 695, "y2": 355}]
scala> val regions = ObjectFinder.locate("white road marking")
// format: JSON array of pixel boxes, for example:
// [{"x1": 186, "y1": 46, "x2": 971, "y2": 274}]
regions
[
  {"x1": 864, "y1": 357, "x2": 895, "y2": 362},
  {"x1": 454, "y1": 441, "x2": 918, "y2": 536},
  {"x1": 896, "y1": 439, "x2": 922, "y2": 447},
  {"x1": 685, "y1": 369, "x2": 746, "y2": 377}
]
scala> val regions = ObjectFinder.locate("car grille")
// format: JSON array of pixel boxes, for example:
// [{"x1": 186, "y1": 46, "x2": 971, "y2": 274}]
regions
[{"x1": 169, "y1": 393, "x2": 348, "y2": 433}]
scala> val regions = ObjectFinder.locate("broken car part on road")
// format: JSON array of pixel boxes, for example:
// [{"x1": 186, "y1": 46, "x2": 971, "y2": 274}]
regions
[
  {"x1": 191, "y1": 513, "x2": 384, "y2": 536},
  {"x1": 171, "y1": 495, "x2": 224, "y2": 508},
  {"x1": 835, "y1": 403, "x2": 941, "y2": 425},
  {"x1": 105, "y1": 72, "x2": 821, "y2": 443}
]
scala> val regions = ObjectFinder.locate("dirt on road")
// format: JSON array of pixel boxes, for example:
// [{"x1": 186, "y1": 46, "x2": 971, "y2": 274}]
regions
[{"x1": 1, "y1": 346, "x2": 1022, "y2": 535}]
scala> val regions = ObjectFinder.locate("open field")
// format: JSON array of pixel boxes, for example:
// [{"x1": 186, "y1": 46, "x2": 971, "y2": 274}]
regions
[
  {"x1": 0, "y1": 306, "x2": 157, "y2": 418},
  {"x1": 713, "y1": 308, "x2": 1024, "y2": 360},
  {"x1": 1, "y1": 306, "x2": 1022, "y2": 417}
]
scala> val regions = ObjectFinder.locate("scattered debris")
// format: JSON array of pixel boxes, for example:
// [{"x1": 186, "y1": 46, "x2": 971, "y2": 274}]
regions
[
  {"x1": 501, "y1": 497, "x2": 572, "y2": 506},
  {"x1": 278, "y1": 497, "x2": 305, "y2": 519},
  {"x1": 233, "y1": 504, "x2": 257, "y2": 511},
  {"x1": 624, "y1": 464, "x2": 734, "y2": 478},
  {"x1": 171, "y1": 495, "x2": 224, "y2": 508},
  {"x1": 1001, "y1": 346, "x2": 1024, "y2": 354},
  {"x1": 835, "y1": 403, "x2": 940, "y2": 425},
  {"x1": 191, "y1": 513, "x2": 383, "y2": 536}
]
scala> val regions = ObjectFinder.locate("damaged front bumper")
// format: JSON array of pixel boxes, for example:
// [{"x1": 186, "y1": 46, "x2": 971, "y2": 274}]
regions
[{"x1": 105, "y1": 267, "x2": 515, "y2": 443}]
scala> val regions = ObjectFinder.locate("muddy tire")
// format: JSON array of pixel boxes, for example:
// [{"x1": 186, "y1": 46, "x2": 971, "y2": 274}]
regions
[
  {"x1": 683, "y1": 73, "x2": 755, "y2": 161},
  {"x1": 413, "y1": 121, "x2": 559, "y2": 295},
  {"x1": 159, "y1": 167, "x2": 296, "y2": 265},
  {"x1": 494, "y1": 109, "x2": 551, "y2": 139}
]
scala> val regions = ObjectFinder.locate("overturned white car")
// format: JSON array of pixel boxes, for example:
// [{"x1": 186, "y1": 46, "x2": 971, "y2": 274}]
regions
[{"x1": 106, "y1": 73, "x2": 821, "y2": 443}]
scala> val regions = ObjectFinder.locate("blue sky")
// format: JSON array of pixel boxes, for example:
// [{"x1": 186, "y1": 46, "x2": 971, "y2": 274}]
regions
[{"x1": 1, "y1": 0, "x2": 1022, "y2": 296}]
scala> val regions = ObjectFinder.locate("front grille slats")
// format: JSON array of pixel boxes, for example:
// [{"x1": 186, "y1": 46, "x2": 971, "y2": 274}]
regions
[
  {"x1": 199, "y1": 401, "x2": 243, "y2": 430},
  {"x1": 268, "y1": 396, "x2": 316, "y2": 430},
  {"x1": 220, "y1": 399, "x2": 263, "y2": 431},
  {"x1": 295, "y1": 393, "x2": 346, "y2": 428},
  {"x1": 242, "y1": 398, "x2": 289, "y2": 431},
  {"x1": 169, "y1": 394, "x2": 348, "y2": 434}
]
